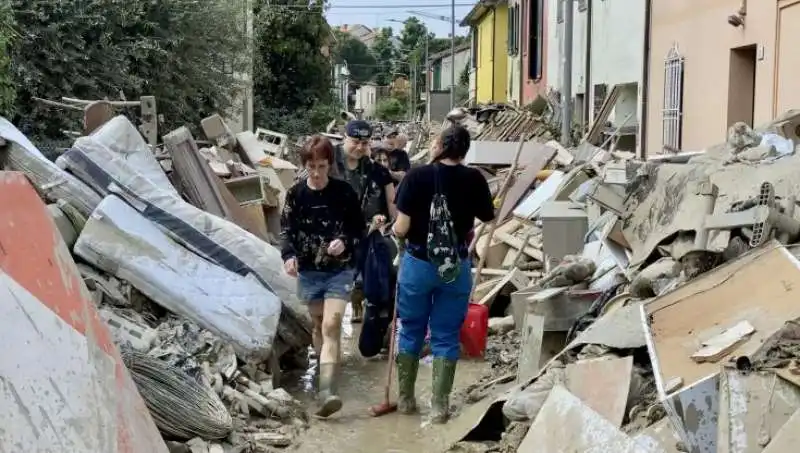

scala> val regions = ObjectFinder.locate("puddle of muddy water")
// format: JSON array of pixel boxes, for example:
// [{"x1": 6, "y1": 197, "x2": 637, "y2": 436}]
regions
[{"x1": 286, "y1": 304, "x2": 491, "y2": 453}]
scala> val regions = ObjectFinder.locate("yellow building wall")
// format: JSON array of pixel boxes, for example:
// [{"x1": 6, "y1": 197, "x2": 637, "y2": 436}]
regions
[
  {"x1": 476, "y1": 13, "x2": 495, "y2": 103},
  {"x1": 492, "y1": 5, "x2": 508, "y2": 102}
]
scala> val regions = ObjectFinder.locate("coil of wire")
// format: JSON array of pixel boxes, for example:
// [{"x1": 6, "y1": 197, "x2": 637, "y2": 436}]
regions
[{"x1": 122, "y1": 350, "x2": 233, "y2": 440}]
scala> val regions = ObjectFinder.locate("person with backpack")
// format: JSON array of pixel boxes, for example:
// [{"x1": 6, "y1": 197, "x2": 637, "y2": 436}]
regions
[
  {"x1": 280, "y1": 135, "x2": 365, "y2": 418},
  {"x1": 391, "y1": 125, "x2": 495, "y2": 423}
]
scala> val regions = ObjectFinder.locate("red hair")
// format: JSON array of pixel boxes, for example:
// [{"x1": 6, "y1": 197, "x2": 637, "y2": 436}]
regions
[{"x1": 299, "y1": 135, "x2": 335, "y2": 165}]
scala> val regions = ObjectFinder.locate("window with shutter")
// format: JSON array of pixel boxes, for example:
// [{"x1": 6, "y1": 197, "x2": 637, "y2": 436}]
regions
[{"x1": 528, "y1": 0, "x2": 544, "y2": 79}]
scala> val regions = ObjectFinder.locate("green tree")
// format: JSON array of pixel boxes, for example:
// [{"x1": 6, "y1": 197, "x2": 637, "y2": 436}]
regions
[
  {"x1": 0, "y1": 1, "x2": 15, "y2": 117},
  {"x1": 252, "y1": 0, "x2": 336, "y2": 136},
  {"x1": 9, "y1": 0, "x2": 250, "y2": 139},
  {"x1": 376, "y1": 97, "x2": 405, "y2": 121},
  {"x1": 370, "y1": 27, "x2": 397, "y2": 87},
  {"x1": 332, "y1": 30, "x2": 376, "y2": 83}
]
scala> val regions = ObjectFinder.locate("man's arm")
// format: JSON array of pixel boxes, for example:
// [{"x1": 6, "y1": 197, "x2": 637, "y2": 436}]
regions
[{"x1": 385, "y1": 183, "x2": 397, "y2": 220}]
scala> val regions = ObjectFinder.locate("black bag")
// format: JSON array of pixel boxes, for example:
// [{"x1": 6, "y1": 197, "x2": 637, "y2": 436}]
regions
[{"x1": 426, "y1": 164, "x2": 461, "y2": 283}]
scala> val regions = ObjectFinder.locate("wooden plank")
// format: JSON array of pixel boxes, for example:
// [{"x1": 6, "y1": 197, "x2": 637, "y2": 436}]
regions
[
  {"x1": 477, "y1": 268, "x2": 530, "y2": 307},
  {"x1": 494, "y1": 231, "x2": 544, "y2": 261},
  {"x1": 497, "y1": 147, "x2": 557, "y2": 222},
  {"x1": 565, "y1": 356, "x2": 633, "y2": 427},
  {"x1": 690, "y1": 320, "x2": 755, "y2": 363}
]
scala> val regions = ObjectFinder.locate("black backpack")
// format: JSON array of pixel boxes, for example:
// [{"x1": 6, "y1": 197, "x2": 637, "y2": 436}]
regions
[{"x1": 426, "y1": 164, "x2": 461, "y2": 283}]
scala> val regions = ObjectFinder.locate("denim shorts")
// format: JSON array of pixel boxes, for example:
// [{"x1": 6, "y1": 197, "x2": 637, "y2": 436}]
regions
[{"x1": 297, "y1": 268, "x2": 356, "y2": 303}]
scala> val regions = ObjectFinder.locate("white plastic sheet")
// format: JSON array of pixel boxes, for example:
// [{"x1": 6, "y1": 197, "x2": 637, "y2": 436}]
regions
[
  {"x1": 75, "y1": 196, "x2": 281, "y2": 362},
  {"x1": 59, "y1": 141, "x2": 312, "y2": 349}
]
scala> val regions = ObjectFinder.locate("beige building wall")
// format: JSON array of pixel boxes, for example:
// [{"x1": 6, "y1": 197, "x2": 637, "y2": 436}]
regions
[{"x1": 646, "y1": 0, "x2": 792, "y2": 155}]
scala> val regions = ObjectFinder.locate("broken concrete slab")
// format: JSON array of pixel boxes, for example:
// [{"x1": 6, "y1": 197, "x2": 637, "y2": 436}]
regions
[
  {"x1": 762, "y1": 409, "x2": 800, "y2": 453},
  {"x1": 0, "y1": 171, "x2": 167, "y2": 452},
  {"x1": 565, "y1": 356, "x2": 633, "y2": 427}
]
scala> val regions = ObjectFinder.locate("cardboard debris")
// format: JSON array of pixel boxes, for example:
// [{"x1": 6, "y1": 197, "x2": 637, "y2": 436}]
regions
[{"x1": 565, "y1": 356, "x2": 633, "y2": 427}]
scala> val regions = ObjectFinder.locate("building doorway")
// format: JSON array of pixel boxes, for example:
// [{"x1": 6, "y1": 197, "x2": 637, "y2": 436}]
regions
[{"x1": 727, "y1": 45, "x2": 757, "y2": 127}]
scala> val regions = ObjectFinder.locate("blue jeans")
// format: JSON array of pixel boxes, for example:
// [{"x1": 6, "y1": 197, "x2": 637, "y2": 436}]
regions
[
  {"x1": 396, "y1": 253, "x2": 472, "y2": 361},
  {"x1": 297, "y1": 268, "x2": 356, "y2": 303}
]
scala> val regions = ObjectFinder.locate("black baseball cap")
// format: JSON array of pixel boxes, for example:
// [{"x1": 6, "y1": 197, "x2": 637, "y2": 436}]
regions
[{"x1": 345, "y1": 120, "x2": 372, "y2": 140}]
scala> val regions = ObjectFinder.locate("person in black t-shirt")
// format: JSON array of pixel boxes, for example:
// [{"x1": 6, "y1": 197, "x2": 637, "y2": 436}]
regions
[
  {"x1": 280, "y1": 135, "x2": 365, "y2": 419},
  {"x1": 391, "y1": 125, "x2": 495, "y2": 423}
]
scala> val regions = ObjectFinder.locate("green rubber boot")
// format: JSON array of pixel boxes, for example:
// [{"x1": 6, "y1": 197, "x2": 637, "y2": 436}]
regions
[
  {"x1": 315, "y1": 363, "x2": 343, "y2": 418},
  {"x1": 430, "y1": 357, "x2": 457, "y2": 424},
  {"x1": 396, "y1": 353, "x2": 419, "y2": 414}
]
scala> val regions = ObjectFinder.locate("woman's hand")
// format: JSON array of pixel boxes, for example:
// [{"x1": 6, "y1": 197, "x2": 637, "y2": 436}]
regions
[
  {"x1": 327, "y1": 239, "x2": 345, "y2": 256},
  {"x1": 283, "y1": 258, "x2": 298, "y2": 277},
  {"x1": 369, "y1": 214, "x2": 387, "y2": 232}
]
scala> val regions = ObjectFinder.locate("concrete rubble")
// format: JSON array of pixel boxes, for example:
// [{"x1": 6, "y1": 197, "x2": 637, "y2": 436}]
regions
[
  {"x1": 441, "y1": 108, "x2": 800, "y2": 453},
  {"x1": 0, "y1": 112, "x2": 312, "y2": 452}
]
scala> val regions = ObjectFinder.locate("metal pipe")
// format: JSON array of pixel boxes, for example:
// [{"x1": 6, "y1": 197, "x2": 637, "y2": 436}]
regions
[
  {"x1": 639, "y1": 0, "x2": 653, "y2": 158},
  {"x1": 584, "y1": 0, "x2": 592, "y2": 128},
  {"x1": 450, "y1": 0, "x2": 456, "y2": 109},
  {"x1": 425, "y1": 35, "x2": 431, "y2": 122},
  {"x1": 561, "y1": 0, "x2": 574, "y2": 145}
]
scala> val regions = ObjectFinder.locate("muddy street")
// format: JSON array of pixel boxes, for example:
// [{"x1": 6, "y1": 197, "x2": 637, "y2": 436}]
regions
[{"x1": 288, "y1": 307, "x2": 490, "y2": 453}]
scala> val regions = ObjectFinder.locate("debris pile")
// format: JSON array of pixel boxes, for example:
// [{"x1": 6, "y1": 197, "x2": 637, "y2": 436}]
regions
[
  {"x1": 0, "y1": 109, "x2": 312, "y2": 452},
  {"x1": 443, "y1": 108, "x2": 800, "y2": 453}
]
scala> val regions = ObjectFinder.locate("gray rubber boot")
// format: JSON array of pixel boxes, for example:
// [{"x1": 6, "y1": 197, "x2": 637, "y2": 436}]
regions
[
  {"x1": 315, "y1": 363, "x2": 343, "y2": 418},
  {"x1": 430, "y1": 357, "x2": 457, "y2": 424},
  {"x1": 396, "y1": 353, "x2": 419, "y2": 414}
]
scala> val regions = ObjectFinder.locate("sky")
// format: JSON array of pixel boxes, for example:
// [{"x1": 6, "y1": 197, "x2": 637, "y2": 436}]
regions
[{"x1": 324, "y1": 0, "x2": 474, "y2": 38}]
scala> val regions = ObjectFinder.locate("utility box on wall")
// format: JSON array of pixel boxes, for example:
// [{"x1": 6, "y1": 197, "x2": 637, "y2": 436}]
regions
[{"x1": 540, "y1": 201, "x2": 589, "y2": 270}]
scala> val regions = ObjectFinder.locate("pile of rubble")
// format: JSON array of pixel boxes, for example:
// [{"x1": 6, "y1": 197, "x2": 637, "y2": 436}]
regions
[
  {"x1": 0, "y1": 108, "x2": 313, "y2": 451},
  {"x1": 442, "y1": 108, "x2": 800, "y2": 452}
]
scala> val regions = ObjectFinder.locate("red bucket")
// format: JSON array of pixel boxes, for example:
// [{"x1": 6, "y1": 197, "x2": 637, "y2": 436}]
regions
[{"x1": 460, "y1": 303, "x2": 489, "y2": 358}]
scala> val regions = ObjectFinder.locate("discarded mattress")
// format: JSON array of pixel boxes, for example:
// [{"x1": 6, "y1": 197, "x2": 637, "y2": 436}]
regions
[
  {"x1": 59, "y1": 143, "x2": 312, "y2": 350},
  {"x1": 75, "y1": 195, "x2": 281, "y2": 362},
  {"x1": 0, "y1": 171, "x2": 167, "y2": 453},
  {"x1": 71, "y1": 115, "x2": 177, "y2": 194},
  {"x1": 0, "y1": 116, "x2": 102, "y2": 216}
]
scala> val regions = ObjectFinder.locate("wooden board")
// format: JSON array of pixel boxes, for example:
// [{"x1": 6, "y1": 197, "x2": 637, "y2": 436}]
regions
[
  {"x1": 644, "y1": 243, "x2": 800, "y2": 391},
  {"x1": 497, "y1": 146, "x2": 557, "y2": 222},
  {"x1": 565, "y1": 356, "x2": 633, "y2": 427}
]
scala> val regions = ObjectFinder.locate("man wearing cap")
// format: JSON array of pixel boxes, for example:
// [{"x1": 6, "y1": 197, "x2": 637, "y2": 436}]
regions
[
  {"x1": 382, "y1": 131, "x2": 412, "y2": 185},
  {"x1": 337, "y1": 120, "x2": 396, "y2": 324}
]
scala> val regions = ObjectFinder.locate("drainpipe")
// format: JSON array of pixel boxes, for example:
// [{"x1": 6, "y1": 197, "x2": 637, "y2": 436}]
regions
[
  {"x1": 584, "y1": 0, "x2": 592, "y2": 128},
  {"x1": 639, "y1": 0, "x2": 652, "y2": 158},
  {"x1": 519, "y1": 0, "x2": 526, "y2": 104},
  {"x1": 491, "y1": 8, "x2": 496, "y2": 102},
  {"x1": 561, "y1": 0, "x2": 574, "y2": 144}
]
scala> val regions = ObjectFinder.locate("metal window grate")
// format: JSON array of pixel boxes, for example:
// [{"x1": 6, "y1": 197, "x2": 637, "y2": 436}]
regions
[{"x1": 662, "y1": 44, "x2": 684, "y2": 152}]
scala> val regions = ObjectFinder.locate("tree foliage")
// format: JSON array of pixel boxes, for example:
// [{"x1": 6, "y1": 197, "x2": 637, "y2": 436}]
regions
[
  {"x1": 9, "y1": 0, "x2": 250, "y2": 139},
  {"x1": 332, "y1": 30, "x2": 376, "y2": 83},
  {"x1": 370, "y1": 27, "x2": 397, "y2": 87},
  {"x1": 252, "y1": 0, "x2": 336, "y2": 136},
  {"x1": 376, "y1": 97, "x2": 405, "y2": 121},
  {"x1": 0, "y1": 1, "x2": 15, "y2": 117}
]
